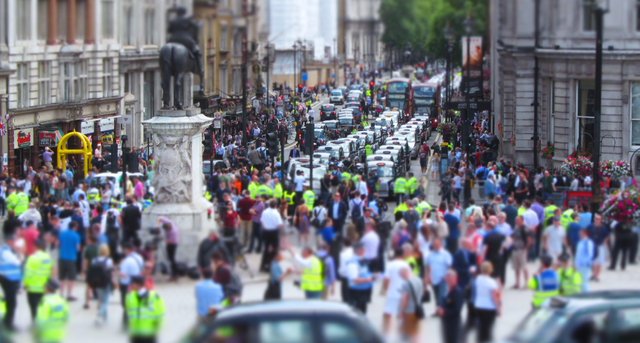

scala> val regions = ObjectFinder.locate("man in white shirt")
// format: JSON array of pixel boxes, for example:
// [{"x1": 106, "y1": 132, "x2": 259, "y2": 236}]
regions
[
  {"x1": 522, "y1": 201, "x2": 540, "y2": 233},
  {"x1": 543, "y1": 217, "x2": 567, "y2": 261},
  {"x1": 119, "y1": 242, "x2": 143, "y2": 326},
  {"x1": 293, "y1": 170, "x2": 306, "y2": 205},
  {"x1": 380, "y1": 249, "x2": 411, "y2": 338},
  {"x1": 260, "y1": 200, "x2": 284, "y2": 271},
  {"x1": 358, "y1": 177, "x2": 368, "y2": 198},
  {"x1": 360, "y1": 224, "x2": 381, "y2": 270}
]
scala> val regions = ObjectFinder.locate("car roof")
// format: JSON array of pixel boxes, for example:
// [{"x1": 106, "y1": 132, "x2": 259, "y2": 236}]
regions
[
  {"x1": 550, "y1": 290, "x2": 640, "y2": 311},
  {"x1": 216, "y1": 301, "x2": 358, "y2": 320}
]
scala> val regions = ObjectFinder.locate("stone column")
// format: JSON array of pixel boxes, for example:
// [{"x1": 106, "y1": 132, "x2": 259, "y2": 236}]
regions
[
  {"x1": 142, "y1": 108, "x2": 214, "y2": 265},
  {"x1": 85, "y1": 0, "x2": 95, "y2": 44},
  {"x1": 47, "y1": 0, "x2": 57, "y2": 45},
  {"x1": 67, "y1": 0, "x2": 76, "y2": 44}
]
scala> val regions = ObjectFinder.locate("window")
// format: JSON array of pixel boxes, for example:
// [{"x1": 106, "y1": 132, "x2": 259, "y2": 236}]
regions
[
  {"x1": 16, "y1": 0, "x2": 30, "y2": 40},
  {"x1": 232, "y1": 67, "x2": 241, "y2": 95},
  {"x1": 38, "y1": 61, "x2": 51, "y2": 105},
  {"x1": 101, "y1": 0, "x2": 115, "y2": 39},
  {"x1": 58, "y1": 0, "x2": 68, "y2": 41},
  {"x1": 61, "y1": 61, "x2": 88, "y2": 102},
  {"x1": 143, "y1": 6, "x2": 155, "y2": 45},
  {"x1": 103, "y1": 59, "x2": 113, "y2": 97},
  {"x1": 576, "y1": 80, "x2": 596, "y2": 152},
  {"x1": 233, "y1": 30, "x2": 242, "y2": 57},
  {"x1": 124, "y1": 72, "x2": 132, "y2": 93},
  {"x1": 258, "y1": 320, "x2": 312, "y2": 343},
  {"x1": 76, "y1": 0, "x2": 86, "y2": 40},
  {"x1": 549, "y1": 80, "x2": 556, "y2": 145},
  {"x1": 220, "y1": 66, "x2": 228, "y2": 94},
  {"x1": 220, "y1": 26, "x2": 228, "y2": 51},
  {"x1": 611, "y1": 307, "x2": 640, "y2": 342},
  {"x1": 122, "y1": 0, "x2": 134, "y2": 45},
  {"x1": 143, "y1": 71, "x2": 155, "y2": 120},
  {"x1": 37, "y1": 0, "x2": 48, "y2": 40},
  {"x1": 321, "y1": 321, "x2": 362, "y2": 342},
  {"x1": 631, "y1": 83, "x2": 640, "y2": 146},
  {"x1": 583, "y1": 5, "x2": 596, "y2": 31},
  {"x1": 15, "y1": 63, "x2": 29, "y2": 108}
]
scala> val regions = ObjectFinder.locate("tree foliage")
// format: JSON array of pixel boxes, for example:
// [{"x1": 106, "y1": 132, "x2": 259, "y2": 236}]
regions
[{"x1": 380, "y1": 0, "x2": 489, "y2": 63}]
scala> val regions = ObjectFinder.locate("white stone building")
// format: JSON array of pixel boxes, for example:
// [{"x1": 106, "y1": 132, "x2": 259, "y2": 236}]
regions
[
  {"x1": 491, "y1": 0, "x2": 640, "y2": 170},
  {"x1": 341, "y1": 0, "x2": 384, "y2": 73}
]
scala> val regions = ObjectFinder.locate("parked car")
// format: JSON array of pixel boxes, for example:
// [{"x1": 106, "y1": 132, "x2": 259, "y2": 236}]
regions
[
  {"x1": 502, "y1": 290, "x2": 640, "y2": 343},
  {"x1": 90, "y1": 172, "x2": 146, "y2": 198},
  {"x1": 181, "y1": 301, "x2": 384, "y2": 343}
]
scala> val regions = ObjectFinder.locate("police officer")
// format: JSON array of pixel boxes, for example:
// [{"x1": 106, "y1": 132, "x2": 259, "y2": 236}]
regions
[
  {"x1": 35, "y1": 279, "x2": 70, "y2": 343},
  {"x1": 24, "y1": 239, "x2": 53, "y2": 320},
  {"x1": 557, "y1": 254, "x2": 583, "y2": 296},
  {"x1": 0, "y1": 234, "x2": 21, "y2": 330},
  {"x1": 291, "y1": 247, "x2": 324, "y2": 299},
  {"x1": 126, "y1": 275, "x2": 166, "y2": 343},
  {"x1": 394, "y1": 174, "x2": 408, "y2": 205},
  {"x1": 303, "y1": 185, "x2": 316, "y2": 211},
  {"x1": 346, "y1": 243, "x2": 374, "y2": 314},
  {"x1": 406, "y1": 172, "x2": 419, "y2": 198},
  {"x1": 528, "y1": 255, "x2": 560, "y2": 309}
]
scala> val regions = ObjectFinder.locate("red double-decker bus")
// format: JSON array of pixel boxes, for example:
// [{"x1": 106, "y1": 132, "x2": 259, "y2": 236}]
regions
[{"x1": 384, "y1": 78, "x2": 413, "y2": 117}]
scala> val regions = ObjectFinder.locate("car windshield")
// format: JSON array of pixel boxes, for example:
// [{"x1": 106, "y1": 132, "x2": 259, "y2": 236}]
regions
[
  {"x1": 331, "y1": 91, "x2": 342, "y2": 96},
  {"x1": 415, "y1": 98, "x2": 434, "y2": 105},
  {"x1": 339, "y1": 117, "x2": 353, "y2": 125},
  {"x1": 372, "y1": 166, "x2": 394, "y2": 178},
  {"x1": 325, "y1": 122, "x2": 339, "y2": 129},
  {"x1": 314, "y1": 130, "x2": 326, "y2": 139},
  {"x1": 509, "y1": 307, "x2": 569, "y2": 342},
  {"x1": 321, "y1": 105, "x2": 334, "y2": 111},
  {"x1": 388, "y1": 100, "x2": 404, "y2": 109}
]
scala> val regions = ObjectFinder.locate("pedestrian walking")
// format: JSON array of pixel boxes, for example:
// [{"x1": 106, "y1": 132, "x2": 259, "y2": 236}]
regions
[
  {"x1": 0, "y1": 234, "x2": 22, "y2": 330},
  {"x1": 575, "y1": 228, "x2": 595, "y2": 292},
  {"x1": 609, "y1": 221, "x2": 634, "y2": 271},
  {"x1": 264, "y1": 251, "x2": 291, "y2": 300},
  {"x1": 125, "y1": 276, "x2": 166, "y2": 343},
  {"x1": 473, "y1": 261, "x2": 501, "y2": 343},
  {"x1": 24, "y1": 239, "x2": 53, "y2": 320},
  {"x1": 195, "y1": 268, "x2": 224, "y2": 319},
  {"x1": 438, "y1": 270, "x2": 465, "y2": 343},
  {"x1": 89, "y1": 245, "x2": 114, "y2": 326},
  {"x1": 398, "y1": 265, "x2": 424, "y2": 343},
  {"x1": 346, "y1": 243, "x2": 375, "y2": 314},
  {"x1": 381, "y1": 248, "x2": 411, "y2": 338},
  {"x1": 425, "y1": 237, "x2": 452, "y2": 310},
  {"x1": 119, "y1": 242, "x2": 144, "y2": 327},
  {"x1": 159, "y1": 217, "x2": 179, "y2": 281},
  {"x1": 35, "y1": 280, "x2": 70, "y2": 343},
  {"x1": 58, "y1": 221, "x2": 81, "y2": 301},
  {"x1": 260, "y1": 200, "x2": 284, "y2": 272}
]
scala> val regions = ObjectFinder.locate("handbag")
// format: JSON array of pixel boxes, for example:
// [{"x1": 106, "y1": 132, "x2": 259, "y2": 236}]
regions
[{"x1": 407, "y1": 281, "x2": 425, "y2": 319}]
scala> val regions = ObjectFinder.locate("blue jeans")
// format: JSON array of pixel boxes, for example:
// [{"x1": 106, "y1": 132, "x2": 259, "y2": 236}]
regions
[
  {"x1": 96, "y1": 287, "x2": 110, "y2": 322},
  {"x1": 577, "y1": 267, "x2": 591, "y2": 293}
]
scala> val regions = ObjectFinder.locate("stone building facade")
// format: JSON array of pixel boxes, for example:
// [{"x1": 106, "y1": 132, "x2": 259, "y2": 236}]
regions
[
  {"x1": 491, "y1": 0, "x2": 640, "y2": 170},
  {"x1": 339, "y1": 0, "x2": 384, "y2": 76}
]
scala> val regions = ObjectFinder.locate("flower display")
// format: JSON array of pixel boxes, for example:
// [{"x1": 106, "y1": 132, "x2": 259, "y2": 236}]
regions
[
  {"x1": 541, "y1": 142, "x2": 555, "y2": 159},
  {"x1": 601, "y1": 187, "x2": 640, "y2": 224},
  {"x1": 600, "y1": 160, "x2": 631, "y2": 179},
  {"x1": 560, "y1": 155, "x2": 593, "y2": 178},
  {"x1": 436, "y1": 122, "x2": 458, "y2": 136}
]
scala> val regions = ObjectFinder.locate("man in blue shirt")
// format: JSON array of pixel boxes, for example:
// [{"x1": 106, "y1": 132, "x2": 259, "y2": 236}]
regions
[
  {"x1": 426, "y1": 238, "x2": 453, "y2": 308},
  {"x1": 567, "y1": 213, "x2": 583, "y2": 256},
  {"x1": 575, "y1": 229, "x2": 595, "y2": 293},
  {"x1": 195, "y1": 268, "x2": 224, "y2": 318},
  {"x1": 444, "y1": 204, "x2": 461, "y2": 254},
  {"x1": 58, "y1": 221, "x2": 81, "y2": 301}
]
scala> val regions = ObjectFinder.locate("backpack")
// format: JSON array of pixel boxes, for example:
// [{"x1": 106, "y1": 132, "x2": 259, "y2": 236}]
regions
[
  {"x1": 87, "y1": 258, "x2": 111, "y2": 288},
  {"x1": 351, "y1": 200, "x2": 363, "y2": 220}
]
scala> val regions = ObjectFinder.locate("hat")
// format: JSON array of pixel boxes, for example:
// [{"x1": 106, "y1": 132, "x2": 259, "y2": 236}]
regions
[
  {"x1": 131, "y1": 275, "x2": 145, "y2": 285},
  {"x1": 46, "y1": 279, "x2": 60, "y2": 291}
]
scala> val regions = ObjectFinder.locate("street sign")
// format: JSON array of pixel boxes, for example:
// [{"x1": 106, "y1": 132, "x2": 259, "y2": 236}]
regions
[{"x1": 302, "y1": 71, "x2": 308, "y2": 82}]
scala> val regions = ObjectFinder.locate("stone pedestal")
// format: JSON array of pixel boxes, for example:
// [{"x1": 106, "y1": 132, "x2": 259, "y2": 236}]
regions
[{"x1": 142, "y1": 108, "x2": 214, "y2": 265}]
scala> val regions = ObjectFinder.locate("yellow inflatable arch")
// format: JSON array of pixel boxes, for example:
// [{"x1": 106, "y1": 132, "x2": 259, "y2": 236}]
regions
[{"x1": 56, "y1": 130, "x2": 93, "y2": 176}]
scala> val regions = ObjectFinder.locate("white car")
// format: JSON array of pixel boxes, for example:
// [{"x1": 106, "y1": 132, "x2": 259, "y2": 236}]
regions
[
  {"x1": 90, "y1": 171, "x2": 146, "y2": 198},
  {"x1": 330, "y1": 90, "x2": 344, "y2": 105}
]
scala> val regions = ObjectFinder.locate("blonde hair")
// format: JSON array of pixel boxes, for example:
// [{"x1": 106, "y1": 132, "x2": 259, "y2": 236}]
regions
[
  {"x1": 99, "y1": 244, "x2": 110, "y2": 257},
  {"x1": 481, "y1": 261, "x2": 493, "y2": 275}
]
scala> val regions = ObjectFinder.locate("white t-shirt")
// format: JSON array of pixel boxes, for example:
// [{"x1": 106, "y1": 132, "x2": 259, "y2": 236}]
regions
[
  {"x1": 416, "y1": 233, "x2": 431, "y2": 265},
  {"x1": 544, "y1": 225, "x2": 566, "y2": 259},
  {"x1": 338, "y1": 247, "x2": 354, "y2": 277},
  {"x1": 384, "y1": 259, "x2": 411, "y2": 300},
  {"x1": 294, "y1": 175, "x2": 306, "y2": 192},
  {"x1": 474, "y1": 274, "x2": 499, "y2": 310},
  {"x1": 360, "y1": 231, "x2": 380, "y2": 260},
  {"x1": 523, "y1": 209, "x2": 540, "y2": 230}
]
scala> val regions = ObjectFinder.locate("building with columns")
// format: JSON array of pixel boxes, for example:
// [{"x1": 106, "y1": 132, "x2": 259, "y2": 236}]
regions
[
  {"x1": 491, "y1": 0, "x2": 640, "y2": 171},
  {"x1": 339, "y1": 0, "x2": 384, "y2": 79},
  {"x1": 0, "y1": 0, "x2": 193, "y2": 176}
]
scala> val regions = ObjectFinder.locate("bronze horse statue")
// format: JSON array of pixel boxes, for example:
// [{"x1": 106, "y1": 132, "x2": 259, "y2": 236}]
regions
[{"x1": 159, "y1": 43, "x2": 204, "y2": 110}]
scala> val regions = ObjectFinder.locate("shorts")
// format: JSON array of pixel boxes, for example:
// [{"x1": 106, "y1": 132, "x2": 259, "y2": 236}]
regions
[
  {"x1": 511, "y1": 249, "x2": 527, "y2": 270},
  {"x1": 595, "y1": 245, "x2": 608, "y2": 266},
  {"x1": 384, "y1": 297, "x2": 401, "y2": 316},
  {"x1": 59, "y1": 260, "x2": 77, "y2": 281}
]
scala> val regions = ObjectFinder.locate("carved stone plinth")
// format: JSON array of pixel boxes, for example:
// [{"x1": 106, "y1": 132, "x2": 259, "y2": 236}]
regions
[{"x1": 142, "y1": 109, "x2": 214, "y2": 265}]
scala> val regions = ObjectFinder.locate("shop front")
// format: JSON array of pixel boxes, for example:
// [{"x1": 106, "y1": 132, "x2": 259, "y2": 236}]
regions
[{"x1": 13, "y1": 128, "x2": 34, "y2": 177}]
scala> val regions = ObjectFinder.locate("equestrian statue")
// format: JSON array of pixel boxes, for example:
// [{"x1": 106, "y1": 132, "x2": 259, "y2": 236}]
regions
[{"x1": 160, "y1": 6, "x2": 204, "y2": 110}]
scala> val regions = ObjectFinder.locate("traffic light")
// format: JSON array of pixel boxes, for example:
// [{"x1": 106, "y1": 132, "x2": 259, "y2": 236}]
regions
[
  {"x1": 305, "y1": 123, "x2": 315, "y2": 155},
  {"x1": 203, "y1": 128, "x2": 213, "y2": 156}
]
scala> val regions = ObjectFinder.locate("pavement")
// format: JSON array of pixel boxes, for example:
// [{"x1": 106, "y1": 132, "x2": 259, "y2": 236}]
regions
[{"x1": 9, "y1": 111, "x2": 640, "y2": 342}]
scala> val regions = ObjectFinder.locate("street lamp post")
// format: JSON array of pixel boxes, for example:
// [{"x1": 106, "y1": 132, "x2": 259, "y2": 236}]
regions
[
  {"x1": 293, "y1": 42, "x2": 298, "y2": 92},
  {"x1": 444, "y1": 24, "x2": 454, "y2": 119},
  {"x1": 586, "y1": 0, "x2": 609, "y2": 217},
  {"x1": 463, "y1": 17, "x2": 474, "y2": 155}
]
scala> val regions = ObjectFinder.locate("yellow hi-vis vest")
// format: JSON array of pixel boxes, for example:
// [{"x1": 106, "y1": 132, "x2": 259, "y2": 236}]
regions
[
  {"x1": 36, "y1": 294, "x2": 70, "y2": 343},
  {"x1": 284, "y1": 191, "x2": 295, "y2": 205},
  {"x1": 126, "y1": 290, "x2": 166, "y2": 338},
  {"x1": 303, "y1": 190, "x2": 316, "y2": 210},
  {"x1": 301, "y1": 256, "x2": 324, "y2": 292},
  {"x1": 274, "y1": 183, "x2": 284, "y2": 199},
  {"x1": 559, "y1": 267, "x2": 583, "y2": 296},
  {"x1": 248, "y1": 182, "x2": 259, "y2": 199},
  {"x1": 24, "y1": 250, "x2": 53, "y2": 293},
  {"x1": 256, "y1": 184, "x2": 274, "y2": 198},
  {"x1": 394, "y1": 178, "x2": 407, "y2": 194},
  {"x1": 528, "y1": 270, "x2": 560, "y2": 308}
]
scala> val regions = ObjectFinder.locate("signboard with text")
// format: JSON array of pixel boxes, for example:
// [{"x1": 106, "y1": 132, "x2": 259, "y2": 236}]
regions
[
  {"x1": 14, "y1": 128, "x2": 34, "y2": 148},
  {"x1": 38, "y1": 131, "x2": 57, "y2": 146}
]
